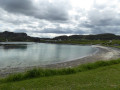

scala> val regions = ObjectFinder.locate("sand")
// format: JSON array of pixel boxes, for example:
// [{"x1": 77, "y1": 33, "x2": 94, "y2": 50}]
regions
[{"x1": 0, "y1": 45, "x2": 120, "y2": 77}]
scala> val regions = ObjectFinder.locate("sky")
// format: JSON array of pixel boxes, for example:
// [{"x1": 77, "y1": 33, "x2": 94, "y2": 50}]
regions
[{"x1": 0, "y1": 0, "x2": 120, "y2": 38}]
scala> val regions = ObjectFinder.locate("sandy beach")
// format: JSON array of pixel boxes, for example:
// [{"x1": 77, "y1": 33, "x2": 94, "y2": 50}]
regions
[{"x1": 0, "y1": 45, "x2": 120, "y2": 77}]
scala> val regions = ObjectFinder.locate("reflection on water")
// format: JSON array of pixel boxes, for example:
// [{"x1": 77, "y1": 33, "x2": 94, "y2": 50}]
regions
[
  {"x1": 3, "y1": 45, "x2": 27, "y2": 50},
  {"x1": 0, "y1": 42, "x2": 98, "y2": 68}
]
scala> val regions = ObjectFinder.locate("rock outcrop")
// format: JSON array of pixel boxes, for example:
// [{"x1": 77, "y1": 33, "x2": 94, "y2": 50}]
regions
[{"x1": 0, "y1": 31, "x2": 40, "y2": 42}]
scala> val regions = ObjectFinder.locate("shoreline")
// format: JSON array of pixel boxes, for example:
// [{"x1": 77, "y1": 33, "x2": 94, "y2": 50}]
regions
[
  {"x1": 42, "y1": 45, "x2": 120, "y2": 68},
  {"x1": 0, "y1": 45, "x2": 120, "y2": 77}
]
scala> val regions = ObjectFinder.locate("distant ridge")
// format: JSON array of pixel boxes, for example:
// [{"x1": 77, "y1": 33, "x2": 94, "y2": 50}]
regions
[
  {"x1": 0, "y1": 31, "x2": 120, "y2": 42},
  {"x1": 53, "y1": 33, "x2": 120, "y2": 40},
  {"x1": 0, "y1": 31, "x2": 40, "y2": 42}
]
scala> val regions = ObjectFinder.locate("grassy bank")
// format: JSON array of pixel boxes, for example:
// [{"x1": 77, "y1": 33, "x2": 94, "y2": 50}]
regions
[
  {"x1": 1, "y1": 60, "x2": 120, "y2": 89},
  {"x1": 43, "y1": 40, "x2": 120, "y2": 45},
  {"x1": 1, "y1": 58, "x2": 120, "y2": 83}
]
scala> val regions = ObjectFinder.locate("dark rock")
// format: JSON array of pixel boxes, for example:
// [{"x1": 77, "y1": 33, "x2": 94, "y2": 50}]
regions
[{"x1": 0, "y1": 31, "x2": 41, "y2": 42}]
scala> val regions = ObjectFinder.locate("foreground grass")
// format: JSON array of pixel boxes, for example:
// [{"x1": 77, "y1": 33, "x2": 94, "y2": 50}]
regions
[
  {"x1": 1, "y1": 61, "x2": 120, "y2": 89},
  {"x1": 1, "y1": 58, "x2": 120, "y2": 82}
]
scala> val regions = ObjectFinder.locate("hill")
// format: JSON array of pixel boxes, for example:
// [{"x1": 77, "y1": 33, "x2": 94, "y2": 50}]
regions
[
  {"x1": 53, "y1": 33, "x2": 120, "y2": 40},
  {"x1": 0, "y1": 31, "x2": 40, "y2": 42},
  {"x1": 1, "y1": 31, "x2": 120, "y2": 42}
]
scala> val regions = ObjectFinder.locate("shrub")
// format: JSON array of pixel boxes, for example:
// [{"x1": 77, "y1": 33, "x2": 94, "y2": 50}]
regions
[{"x1": 5, "y1": 73, "x2": 23, "y2": 82}]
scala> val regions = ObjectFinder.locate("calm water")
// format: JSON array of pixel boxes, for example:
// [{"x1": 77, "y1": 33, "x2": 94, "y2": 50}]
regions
[{"x1": 0, "y1": 42, "x2": 98, "y2": 68}]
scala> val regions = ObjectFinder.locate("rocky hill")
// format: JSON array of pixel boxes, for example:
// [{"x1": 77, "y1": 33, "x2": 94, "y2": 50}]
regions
[{"x1": 0, "y1": 31, "x2": 40, "y2": 42}]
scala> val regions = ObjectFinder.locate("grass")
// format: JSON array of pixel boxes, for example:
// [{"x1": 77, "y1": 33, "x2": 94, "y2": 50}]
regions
[
  {"x1": 1, "y1": 61, "x2": 120, "y2": 89},
  {"x1": 43, "y1": 40, "x2": 120, "y2": 46},
  {"x1": 1, "y1": 58, "x2": 120, "y2": 83}
]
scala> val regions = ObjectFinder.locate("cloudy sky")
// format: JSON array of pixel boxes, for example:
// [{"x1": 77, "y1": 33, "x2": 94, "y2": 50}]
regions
[{"x1": 0, "y1": 0, "x2": 120, "y2": 38}]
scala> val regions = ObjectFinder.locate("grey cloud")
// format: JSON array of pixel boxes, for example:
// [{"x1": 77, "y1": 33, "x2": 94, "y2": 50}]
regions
[
  {"x1": 1, "y1": 0, "x2": 120, "y2": 38},
  {"x1": 0, "y1": 0, "x2": 70, "y2": 21},
  {"x1": 0, "y1": 8, "x2": 35, "y2": 25},
  {"x1": 0, "y1": 0, "x2": 34, "y2": 13},
  {"x1": 0, "y1": 17, "x2": 32, "y2": 25},
  {"x1": 87, "y1": 3, "x2": 120, "y2": 27},
  {"x1": 14, "y1": 29, "x2": 28, "y2": 33},
  {"x1": 91, "y1": 26, "x2": 120, "y2": 35},
  {"x1": 33, "y1": 27, "x2": 86, "y2": 34},
  {"x1": 80, "y1": 22, "x2": 95, "y2": 28},
  {"x1": 36, "y1": 28, "x2": 72, "y2": 34},
  {"x1": 77, "y1": 3, "x2": 120, "y2": 35}
]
